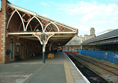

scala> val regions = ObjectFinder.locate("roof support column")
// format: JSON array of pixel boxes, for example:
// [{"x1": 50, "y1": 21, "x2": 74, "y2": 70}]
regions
[
  {"x1": 42, "y1": 44, "x2": 46, "y2": 63},
  {"x1": 33, "y1": 33, "x2": 54, "y2": 63}
]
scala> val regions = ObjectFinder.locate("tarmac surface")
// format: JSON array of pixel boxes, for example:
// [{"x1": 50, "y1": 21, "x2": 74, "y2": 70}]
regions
[{"x1": 0, "y1": 52, "x2": 88, "y2": 83}]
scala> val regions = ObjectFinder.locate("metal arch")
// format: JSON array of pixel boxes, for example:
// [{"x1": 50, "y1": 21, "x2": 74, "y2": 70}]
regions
[
  {"x1": 34, "y1": 24, "x2": 40, "y2": 31},
  {"x1": 34, "y1": 16, "x2": 43, "y2": 32},
  {"x1": 6, "y1": 10, "x2": 16, "y2": 29},
  {"x1": 25, "y1": 16, "x2": 43, "y2": 32},
  {"x1": 7, "y1": 9, "x2": 25, "y2": 31},
  {"x1": 29, "y1": 24, "x2": 32, "y2": 31},
  {"x1": 33, "y1": 34, "x2": 42, "y2": 45},
  {"x1": 18, "y1": 23, "x2": 33, "y2": 31},
  {"x1": 25, "y1": 16, "x2": 35, "y2": 31},
  {"x1": 15, "y1": 10, "x2": 26, "y2": 31},
  {"x1": 6, "y1": 9, "x2": 26, "y2": 31},
  {"x1": 43, "y1": 22, "x2": 59, "y2": 32},
  {"x1": 45, "y1": 34, "x2": 55, "y2": 44},
  {"x1": 18, "y1": 23, "x2": 22, "y2": 31}
]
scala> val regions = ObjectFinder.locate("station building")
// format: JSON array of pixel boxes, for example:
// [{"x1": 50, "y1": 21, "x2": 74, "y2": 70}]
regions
[
  {"x1": 63, "y1": 28, "x2": 96, "y2": 52},
  {"x1": 79, "y1": 27, "x2": 95, "y2": 41},
  {"x1": 78, "y1": 29, "x2": 118, "y2": 64},
  {"x1": 0, "y1": 0, "x2": 78, "y2": 63},
  {"x1": 81, "y1": 28, "x2": 118, "y2": 52},
  {"x1": 64, "y1": 36, "x2": 82, "y2": 51}
]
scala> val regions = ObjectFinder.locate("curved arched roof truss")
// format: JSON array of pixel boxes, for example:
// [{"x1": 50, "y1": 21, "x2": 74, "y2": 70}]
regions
[{"x1": 7, "y1": 3, "x2": 78, "y2": 46}]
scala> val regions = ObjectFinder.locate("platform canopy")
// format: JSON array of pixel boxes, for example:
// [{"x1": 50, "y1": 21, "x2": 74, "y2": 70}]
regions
[
  {"x1": 82, "y1": 29, "x2": 118, "y2": 45},
  {"x1": 7, "y1": 2, "x2": 78, "y2": 46}
]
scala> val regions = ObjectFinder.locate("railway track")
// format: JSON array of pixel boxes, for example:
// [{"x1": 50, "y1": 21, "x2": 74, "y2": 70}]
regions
[
  {"x1": 73, "y1": 54, "x2": 118, "y2": 77},
  {"x1": 68, "y1": 54, "x2": 110, "y2": 83}
]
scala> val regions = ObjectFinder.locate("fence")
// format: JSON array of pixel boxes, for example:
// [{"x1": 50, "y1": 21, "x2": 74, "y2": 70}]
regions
[{"x1": 77, "y1": 50, "x2": 118, "y2": 64}]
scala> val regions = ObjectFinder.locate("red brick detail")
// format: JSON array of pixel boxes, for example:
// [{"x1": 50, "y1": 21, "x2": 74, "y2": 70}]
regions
[{"x1": 0, "y1": 0, "x2": 7, "y2": 63}]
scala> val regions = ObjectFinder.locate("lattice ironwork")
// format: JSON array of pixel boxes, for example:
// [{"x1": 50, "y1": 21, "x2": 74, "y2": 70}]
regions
[{"x1": 34, "y1": 33, "x2": 54, "y2": 45}]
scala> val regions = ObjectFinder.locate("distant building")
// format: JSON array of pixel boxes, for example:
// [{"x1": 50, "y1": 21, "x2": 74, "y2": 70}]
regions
[
  {"x1": 64, "y1": 36, "x2": 82, "y2": 51},
  {"x1": 79, "y1": 27, "x2": 95, "y2": 41},
  {"x1": 90, "y1": 27, "x2": 95, "y2": 36},
  {"x1": 63, "y1": 27, "x2": 96, "y2": 51}
]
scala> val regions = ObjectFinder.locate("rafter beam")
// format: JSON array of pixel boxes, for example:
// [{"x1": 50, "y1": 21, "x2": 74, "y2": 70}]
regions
[{"x1": 7, "y1": 32, "x2": 77, "y2": 35}]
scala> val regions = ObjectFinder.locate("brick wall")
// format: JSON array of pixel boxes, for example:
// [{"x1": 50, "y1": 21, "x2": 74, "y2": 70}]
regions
[
  {"x1": 0, "y1": 0, "x2": 43, "y2": 63},
  {"x1": 6, "y1": 36, "x2": 42, "y2": 63}
]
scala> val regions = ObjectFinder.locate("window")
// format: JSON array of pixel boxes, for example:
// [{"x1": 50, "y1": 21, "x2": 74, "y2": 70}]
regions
[{"x1": 17, "y1": 46, "x2": 19, "y2": 53}]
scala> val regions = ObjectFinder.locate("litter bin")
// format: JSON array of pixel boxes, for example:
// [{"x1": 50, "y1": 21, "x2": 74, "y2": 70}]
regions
[{"x1": 48, "y1": 53, "x2": 54, "y2": 59}]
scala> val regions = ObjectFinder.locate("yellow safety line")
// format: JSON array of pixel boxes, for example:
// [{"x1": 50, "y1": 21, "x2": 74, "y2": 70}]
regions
[{"x1": 63, "y1": 55, "x2": 75, "y2": 83}]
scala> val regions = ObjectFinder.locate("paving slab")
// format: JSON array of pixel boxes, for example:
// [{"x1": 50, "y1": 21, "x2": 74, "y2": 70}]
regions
[{"x1": 0, "y1": 52, "x2": 89, "y2": 83}]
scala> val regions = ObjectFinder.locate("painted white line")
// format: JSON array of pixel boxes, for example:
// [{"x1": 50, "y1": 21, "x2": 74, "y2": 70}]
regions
[{"x1": 63, "y1": 52, "x2": 90, "y2": 83}]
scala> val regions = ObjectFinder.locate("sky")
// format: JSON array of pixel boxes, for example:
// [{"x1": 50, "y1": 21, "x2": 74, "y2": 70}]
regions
[{"x1": 8, "y1": 0, "x2": 118, "y2": 36}]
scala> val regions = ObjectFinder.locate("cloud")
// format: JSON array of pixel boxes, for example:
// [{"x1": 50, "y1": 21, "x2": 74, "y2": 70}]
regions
[
  {"x1": 92, "y1": 20, "x2": 115, "y2": 24},
  {"x1": 40, "y1": 2, "x2": 49, "y2": 7},
  {"x1": 109, "y1": 21, "x2": 114, "y2": 23},
  {"x1": 57, "y1": 1, "x2": 102, "y2": 15},
  {"x1": 38, "y1": 1, "x2": 118, "y2": 35},
  {"x1": 92, "y1": 21, "x2": 108, "y2": 24},
  {"x1": 74, "y1": 25, "x2": 90, "y2": 31},
  {"x1": 74, "y1": 25, "x2": 90, "y2": 36},
  {"x1": 102, "y1": 17, "x2": 106, "y2": 19},
  {"x1": 56, "y1": 1, "x2": 118, "y2": 22},
  {"x1": 113, "y1": 17, "x2": 118, "y2": 20},
  {"x1": 106, "y1": 0, "x2": 118, "y2": 1}
]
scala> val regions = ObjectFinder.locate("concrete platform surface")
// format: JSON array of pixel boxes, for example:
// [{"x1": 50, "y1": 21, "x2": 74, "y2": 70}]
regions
[{"x1": 0, "y1": 52, "x2": 89, "y2": 83}]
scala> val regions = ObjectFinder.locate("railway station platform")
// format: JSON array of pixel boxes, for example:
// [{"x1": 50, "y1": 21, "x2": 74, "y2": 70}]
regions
[{"x1": 0, "y1": 52, "x2": 89, "y2": 83}]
